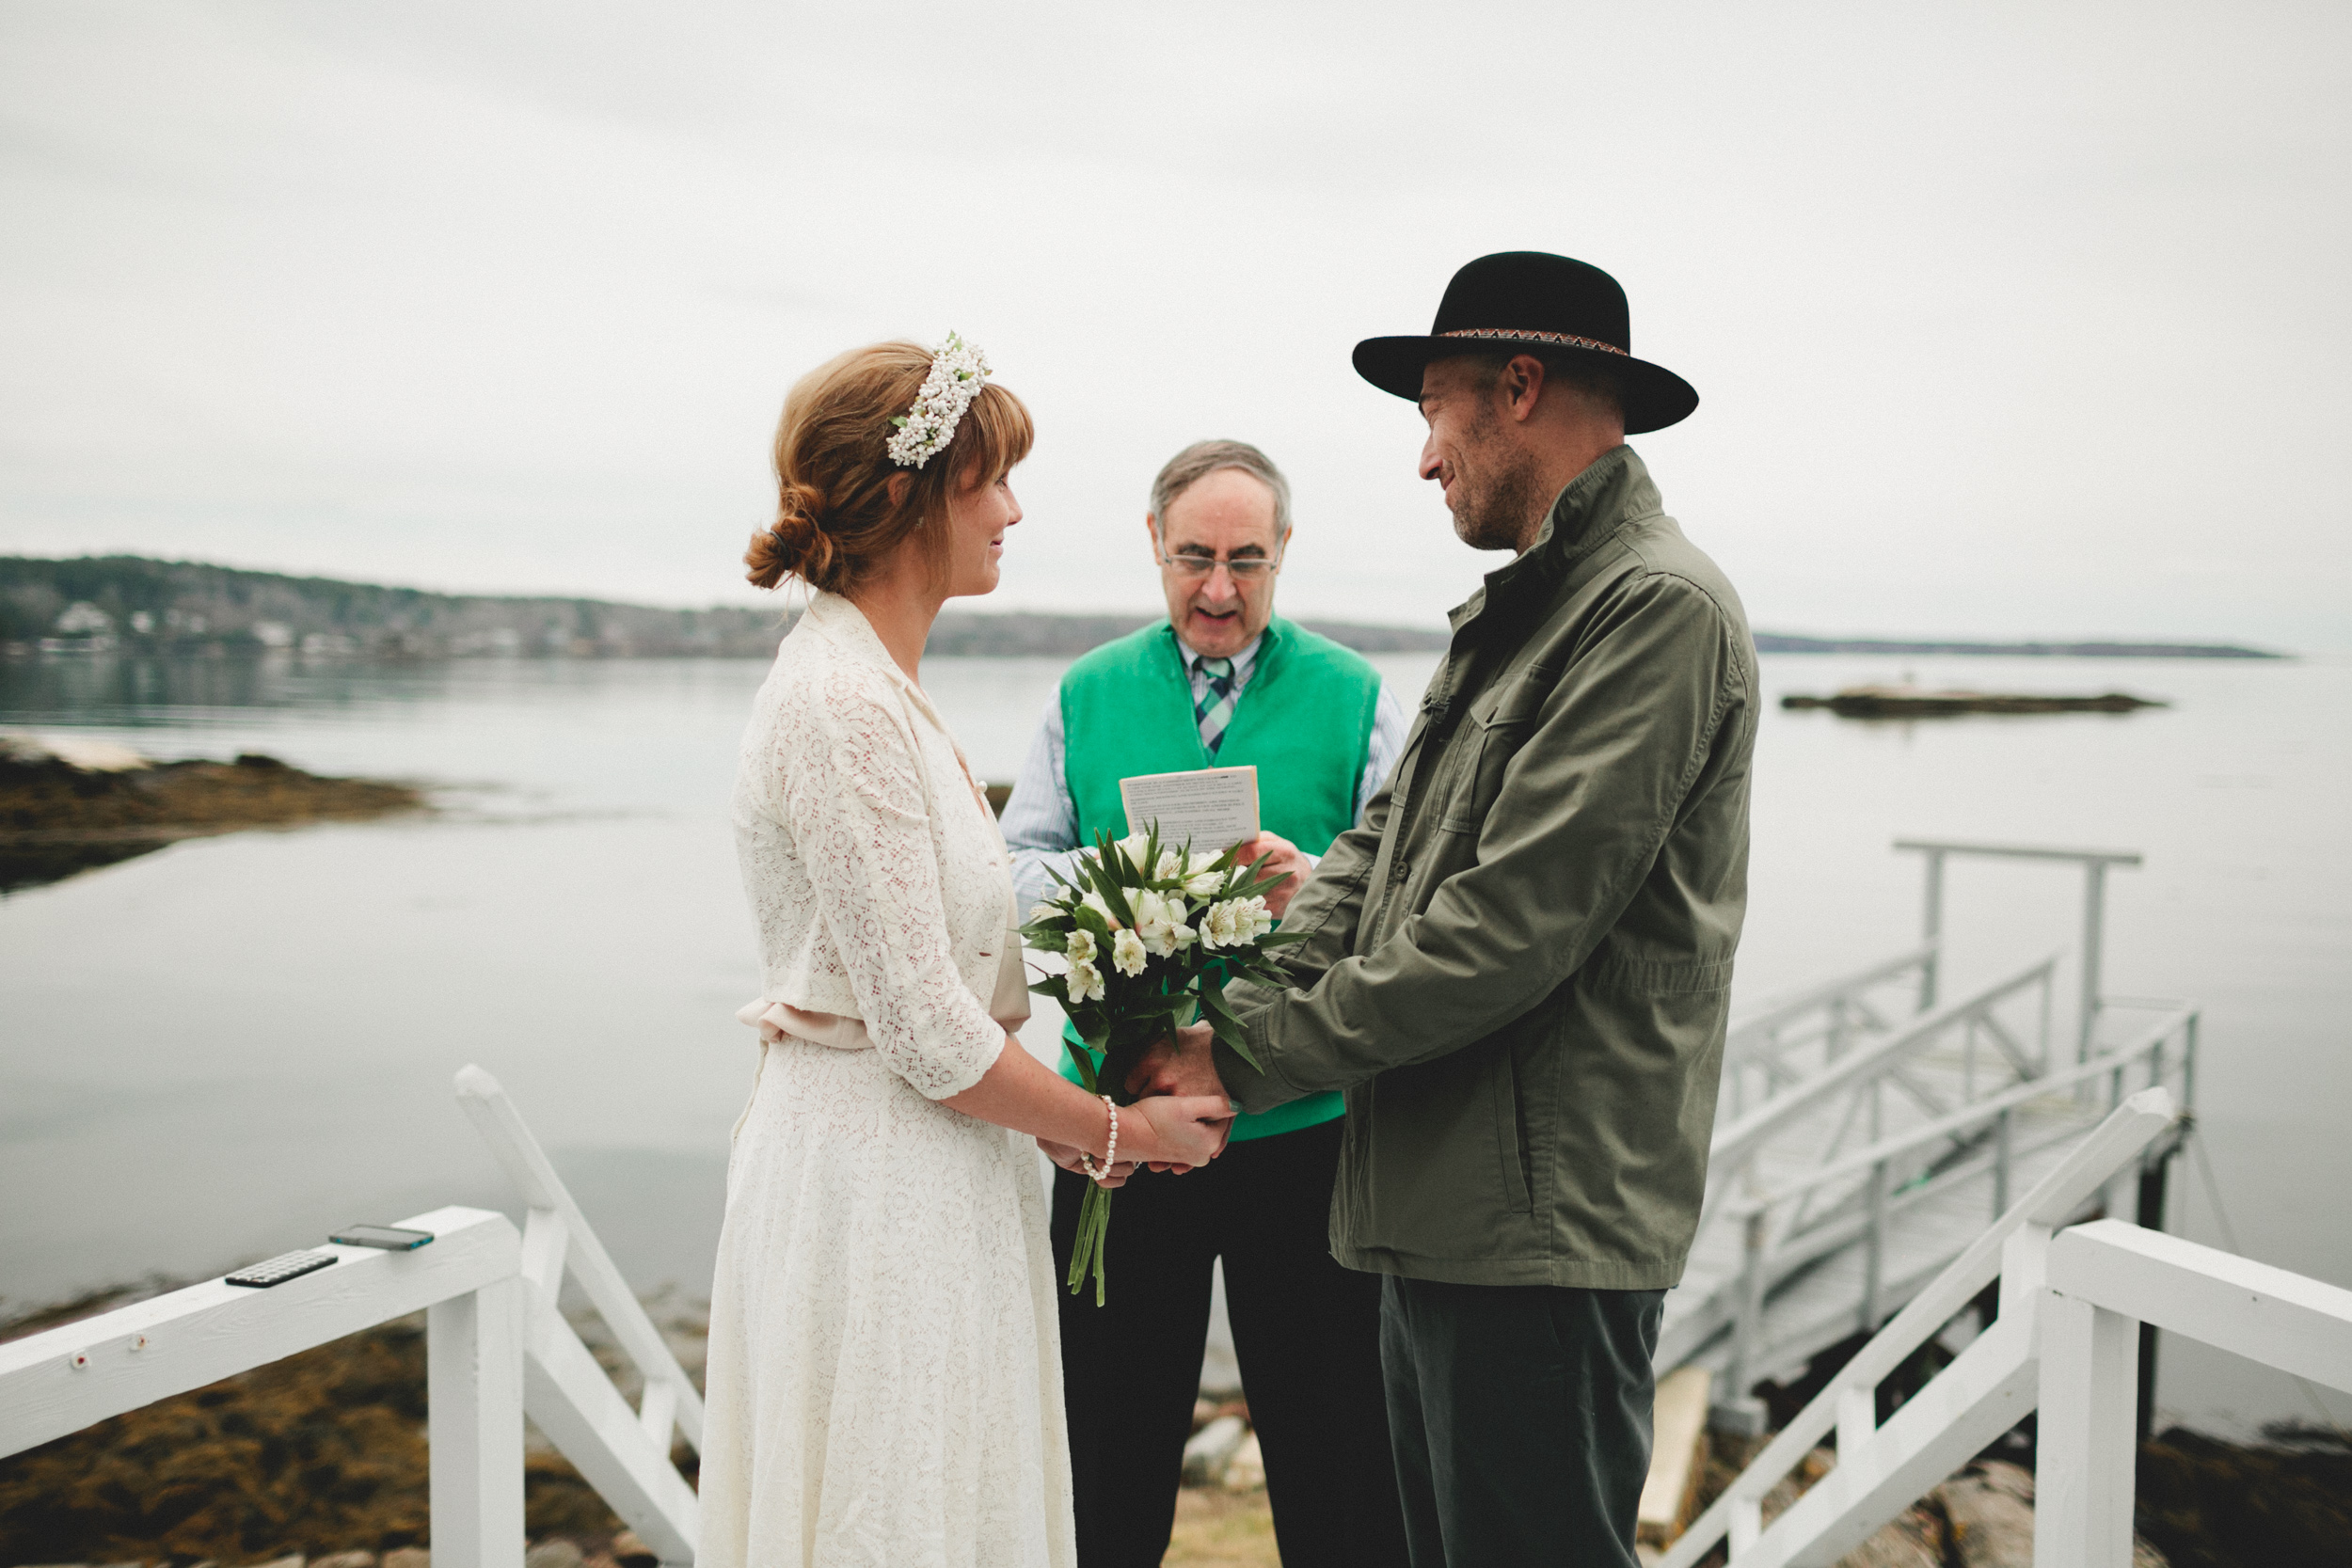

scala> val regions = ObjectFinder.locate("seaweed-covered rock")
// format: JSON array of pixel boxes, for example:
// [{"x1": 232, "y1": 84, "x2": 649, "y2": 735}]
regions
[{"x1": 2137, "y1": 1424, "x2": 2352, "y2": 1568}]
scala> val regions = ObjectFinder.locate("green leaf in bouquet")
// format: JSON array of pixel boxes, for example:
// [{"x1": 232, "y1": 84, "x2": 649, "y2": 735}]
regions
[
  {"x1": 1255, "y1": 928, "x2": 1312, "y2": 948},
  {"x1": 1080, "y1": 842, "x2": 1139, "y2": 931},
  {"x1": 1195, "y1": 977, "x2": 1263, "y2": 1072},
  {"x1": 1020, "y1": 925, "x2": 1073, "y2": 952}
]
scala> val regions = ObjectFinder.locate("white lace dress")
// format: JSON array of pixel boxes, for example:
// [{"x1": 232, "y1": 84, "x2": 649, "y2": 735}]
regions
[{"x1": 700, "y1": 591, "x2": 1074, "y2": 1568}]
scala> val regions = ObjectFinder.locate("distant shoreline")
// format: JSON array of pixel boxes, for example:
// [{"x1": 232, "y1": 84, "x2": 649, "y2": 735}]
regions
[
  {"x1": 1750, "y1": 633, "x2": 2280, "y2": 659},
  {"x1": 0, "y1": 554, "x2": 2287, "y2": 661}
]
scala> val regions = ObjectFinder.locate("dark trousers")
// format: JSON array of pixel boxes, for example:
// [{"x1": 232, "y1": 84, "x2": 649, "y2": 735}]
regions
[
  {"x1": 1051, "y1": 1117, "x2": 1409, "y2": 1568},
  {"x1": 1380, "y1": 1275, "x2": 1665, "y2": 1568}
]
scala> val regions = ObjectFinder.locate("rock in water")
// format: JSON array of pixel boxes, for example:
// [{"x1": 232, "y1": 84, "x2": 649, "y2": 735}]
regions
[
  {"x1": 1223, "y1": 1432, "x2": 1265, "y2": 1492},
  {"x1": 1180, "y1": 1415, "x2": 1248, "y2": 1486},
  {"x1": 1939, "y1": 1462, "x2": 2036, "y2": 1566}
]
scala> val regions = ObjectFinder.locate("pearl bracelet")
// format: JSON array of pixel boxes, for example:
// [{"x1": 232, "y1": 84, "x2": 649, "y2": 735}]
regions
[{"x1": 1075, "y1": 1094, "x2": 1119, "y2": 1185}]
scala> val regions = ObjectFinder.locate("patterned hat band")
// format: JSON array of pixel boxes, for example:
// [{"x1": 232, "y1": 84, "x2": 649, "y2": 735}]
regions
[{"x1": 1439, "y1": 327, "x2": 1627, "y2": 356}]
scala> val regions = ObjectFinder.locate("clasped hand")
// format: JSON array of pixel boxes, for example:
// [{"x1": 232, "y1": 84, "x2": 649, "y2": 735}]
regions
[{"x1": 1040, "y1": 1022, "x2": 1232, "y2": 1181}]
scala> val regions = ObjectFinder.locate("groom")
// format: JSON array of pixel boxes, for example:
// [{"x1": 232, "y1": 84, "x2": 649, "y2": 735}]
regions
[{"x1": 1138, "y1": 252, "x2": 1757, "y2": 1568}]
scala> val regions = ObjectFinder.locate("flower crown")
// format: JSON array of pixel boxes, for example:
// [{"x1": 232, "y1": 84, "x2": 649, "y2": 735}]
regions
[{"x1": 886, "y1": 332, "x2": 992, "y2": 469}]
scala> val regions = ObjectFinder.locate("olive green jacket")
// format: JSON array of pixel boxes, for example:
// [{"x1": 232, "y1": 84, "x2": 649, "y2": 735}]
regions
[{"x1": 1219, "y1": 445, "x2": 1756, "y2": 1290}]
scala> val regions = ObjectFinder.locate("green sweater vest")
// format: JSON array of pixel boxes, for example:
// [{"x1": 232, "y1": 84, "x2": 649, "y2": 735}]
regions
[{"x1": 1057, "y1": 616, "x2": 1381, "y2": 1141}]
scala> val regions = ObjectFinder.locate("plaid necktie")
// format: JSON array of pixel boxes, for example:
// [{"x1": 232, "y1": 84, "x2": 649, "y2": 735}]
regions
[{"x1": 1195, "y1": 656, "x2": 1237, "y2": 757}]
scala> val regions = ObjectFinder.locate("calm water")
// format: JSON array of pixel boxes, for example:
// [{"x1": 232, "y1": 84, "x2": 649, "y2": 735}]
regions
[{"x1": 4, "y1": 648, "x2": 2347, "y2": 1435}]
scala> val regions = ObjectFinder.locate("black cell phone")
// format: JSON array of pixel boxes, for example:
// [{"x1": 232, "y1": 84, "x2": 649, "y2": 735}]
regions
[
  {"x1": 330, "y1": 1224, "x2": 436, "y2": 1251},
  {"x1": 226, "y1": 1249, "x2": 338, "y2": 1288}
]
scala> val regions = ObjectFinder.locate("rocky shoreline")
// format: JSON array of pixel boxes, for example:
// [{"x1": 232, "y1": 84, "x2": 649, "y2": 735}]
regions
[{"x1": 0, "y1": 735, "x2": 424, "y2": 893}]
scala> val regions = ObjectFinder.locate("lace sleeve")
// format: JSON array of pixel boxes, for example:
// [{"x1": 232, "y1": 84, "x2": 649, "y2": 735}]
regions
[{"x1": 779, "y1": 667, "x2": 1006, "y2": 1100}]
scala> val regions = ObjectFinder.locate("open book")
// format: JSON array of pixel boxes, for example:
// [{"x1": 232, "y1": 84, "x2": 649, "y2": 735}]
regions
[{"x1": 1117, "y1": 765, "x2": 1259, "y2": 852}]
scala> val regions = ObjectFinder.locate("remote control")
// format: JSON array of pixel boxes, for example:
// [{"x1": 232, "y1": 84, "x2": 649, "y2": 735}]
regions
[{"x1": 225, "y1": 1249, "x2": 338, "y2": 1289}]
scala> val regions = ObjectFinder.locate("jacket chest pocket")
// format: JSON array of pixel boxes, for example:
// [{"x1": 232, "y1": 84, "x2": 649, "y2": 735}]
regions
[{"x1": 1436, "y1": 675, "x2": 1551, "y2": 835}]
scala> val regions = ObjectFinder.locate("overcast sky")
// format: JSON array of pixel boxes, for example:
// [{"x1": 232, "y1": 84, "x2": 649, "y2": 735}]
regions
[{"x1": 2, "y1": 2, "x2": 2346, "y2": 647}]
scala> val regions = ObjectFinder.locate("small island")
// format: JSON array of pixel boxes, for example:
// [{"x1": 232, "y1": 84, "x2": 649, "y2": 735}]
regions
[
  {"x1": 1, "y1": 734, "x2": 425, "y2": 892},
  {"x1": 1781, "y1": 686, "x2": 2169, "y2": 719}
]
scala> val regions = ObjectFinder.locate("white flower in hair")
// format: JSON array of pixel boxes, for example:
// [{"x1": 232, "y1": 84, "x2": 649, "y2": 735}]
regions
[{"x1": 886, "y1": 331, "x2": 993, "y2": 469}]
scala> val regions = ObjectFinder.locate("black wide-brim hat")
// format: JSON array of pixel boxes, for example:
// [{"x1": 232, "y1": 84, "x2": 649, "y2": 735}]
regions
[{"x1": 1353, "y1": 251, "x2": 1698, "y2": 435}]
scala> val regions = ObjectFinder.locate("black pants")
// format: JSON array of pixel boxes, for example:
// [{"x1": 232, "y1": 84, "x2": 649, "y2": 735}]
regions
[
  {"x1": 1051, "y1": 1117, "x2": 1408, "y2": 1568},
  {"x1": 1380, "y1": 1275, "x2": 1665, "y2": 1568}
]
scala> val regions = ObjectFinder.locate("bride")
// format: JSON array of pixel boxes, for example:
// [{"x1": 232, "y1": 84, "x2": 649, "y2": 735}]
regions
[{"x1": 699, "y1": 337, "x2": 1234, "y2": 1567}]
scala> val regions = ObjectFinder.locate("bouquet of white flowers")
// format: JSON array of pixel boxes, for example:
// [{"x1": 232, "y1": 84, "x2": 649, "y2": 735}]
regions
[{"x1": 1022, "y1": 824, "x2": 1306, "y2": 1304}]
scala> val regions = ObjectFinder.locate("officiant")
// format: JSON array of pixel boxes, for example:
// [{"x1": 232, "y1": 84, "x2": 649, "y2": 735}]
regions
[{"x1": 1002, "y1": 437, "x2": 1410, "y2": 1568}]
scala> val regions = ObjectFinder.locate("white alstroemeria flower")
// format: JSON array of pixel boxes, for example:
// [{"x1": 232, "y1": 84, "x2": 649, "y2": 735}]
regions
[
  {"x1": 1081, "y1": 890, "x2": 1120, "y2": 929},
  {"x1": 1116, "y1": 832, "x2": 1153, "y2": 868},
  {"x1": 1132, "y1": 891, "x2": 1194, "y2": 957},
  {"x1": 1028, "y1": 902, "x2": 1064, "y2": 927},
  {"x1": 1066, "y1": 958, "x2": 1105, "y2": 1005},
  {"x1": 1065, "y1": 927, "x2": 1097, "y2": 964},
  {"x1": 1111, "y1": 927, "x2": 1149, "y2": 977},
  {"x1": 1155, "y1": 849, "x2": 1188, "y2": 881},
  {"x1": 1200, "y1": 895, "x2": 1274, "y2": 950},
  {"x1": 1184, "y1": 868, "x2": 1226, "y2": 898},
  {"x1": 1230, "y1": 895, "x2": 1275, "y2": 944}
]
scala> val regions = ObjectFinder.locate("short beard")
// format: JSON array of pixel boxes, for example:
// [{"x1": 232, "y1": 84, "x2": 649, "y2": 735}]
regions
[{"x1": 1447, "y1": 405, "x2": 1543, "y2": 553}]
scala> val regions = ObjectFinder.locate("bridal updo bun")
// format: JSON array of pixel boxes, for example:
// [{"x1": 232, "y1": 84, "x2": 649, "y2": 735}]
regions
[{"x1": 743, "y1": 341, "x2": 1034, "y2": 594}]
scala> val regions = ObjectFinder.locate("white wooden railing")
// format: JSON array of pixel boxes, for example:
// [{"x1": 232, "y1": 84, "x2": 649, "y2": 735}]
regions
[
  {"x1": 2036, "y1": 1220, "x2": 2352, "y2": 1565},
  {"x1": 1677, "y1": 1001, "x2": 2194, "y2": 1402},
  {"x1": 1659, "y1": 1087, "x2": 2177, "y2": 1568},
  {"x1": 1719, "y1": 943, "x2": 1940, "y2": 1119},
  {"x1": 0, "y1": 1066, "x2": 702, "y2": 1567},
  {"x1": 1660, "y1": 1082, "x2": 2352, "y2": 1566},
  {"x1": 0, "y1": 1205, "x2": 531, "y2": 1567},
  {"x1": 1894, "y1": 838, "x2": 2142, "y2": 1060}
]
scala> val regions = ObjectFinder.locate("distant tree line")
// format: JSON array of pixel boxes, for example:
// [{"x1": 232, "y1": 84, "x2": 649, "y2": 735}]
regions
[
  {"x1": 1, "y1": 555, "x2": 2273, "y2": 661},
  {"x1": 0, "y1": 556, "x2": 1454, "y2": 660}
]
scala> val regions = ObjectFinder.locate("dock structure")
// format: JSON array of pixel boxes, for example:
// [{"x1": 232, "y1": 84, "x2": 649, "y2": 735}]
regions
[{"x1": 1663, "y1": 839, "x2": 2196, "y2": 1432}]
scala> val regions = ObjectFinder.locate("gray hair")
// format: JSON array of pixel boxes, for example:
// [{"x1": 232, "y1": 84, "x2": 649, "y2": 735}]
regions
[{"x1": 1148, "y1": 438, "x2": 1293, "y2": 542}]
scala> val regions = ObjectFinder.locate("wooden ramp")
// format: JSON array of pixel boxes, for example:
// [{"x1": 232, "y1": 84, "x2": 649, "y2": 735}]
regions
[{"x1": 1659, "y1": 924, "x2": 2196, "y2": 1424}]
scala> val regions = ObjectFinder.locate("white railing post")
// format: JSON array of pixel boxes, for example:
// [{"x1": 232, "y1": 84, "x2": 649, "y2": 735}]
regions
[
  {"x1": 428, "y1": 1277, "x2": 527, "y2": 1568},
  {"x1": 453, "y1": 1067, "x2": 702, "y2": 1564},
  {"x1": 1718, "y1": 1206, "x2": 1770, "y2": 1435},
  {"x1": 2079, "y1": 859, "x2": 2108, "y2": 1062},
  {"x1": 1861, "y1": 1158, "x2": 1889, "y2": 1332},
  {"x1": 1918, "y1": 847, "x2": 1945, "y2": 1011},
  {"x1": 2032, "y1": 1289, "x2": 2139, "y2": 1568},
  {"x1": 433, "y1": 1278, "x2": 529, "y2": 1568}
]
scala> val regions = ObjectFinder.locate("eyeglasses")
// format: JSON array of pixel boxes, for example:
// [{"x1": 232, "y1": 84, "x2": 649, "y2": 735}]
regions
[{"x1": 1156, "y1": 549, "x2": 1281, "y2": 581}]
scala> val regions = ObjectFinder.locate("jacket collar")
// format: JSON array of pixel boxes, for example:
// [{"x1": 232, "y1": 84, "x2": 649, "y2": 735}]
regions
[{"x1": 1448, "y1": 444, "x2": 1659, "y2": 634}]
